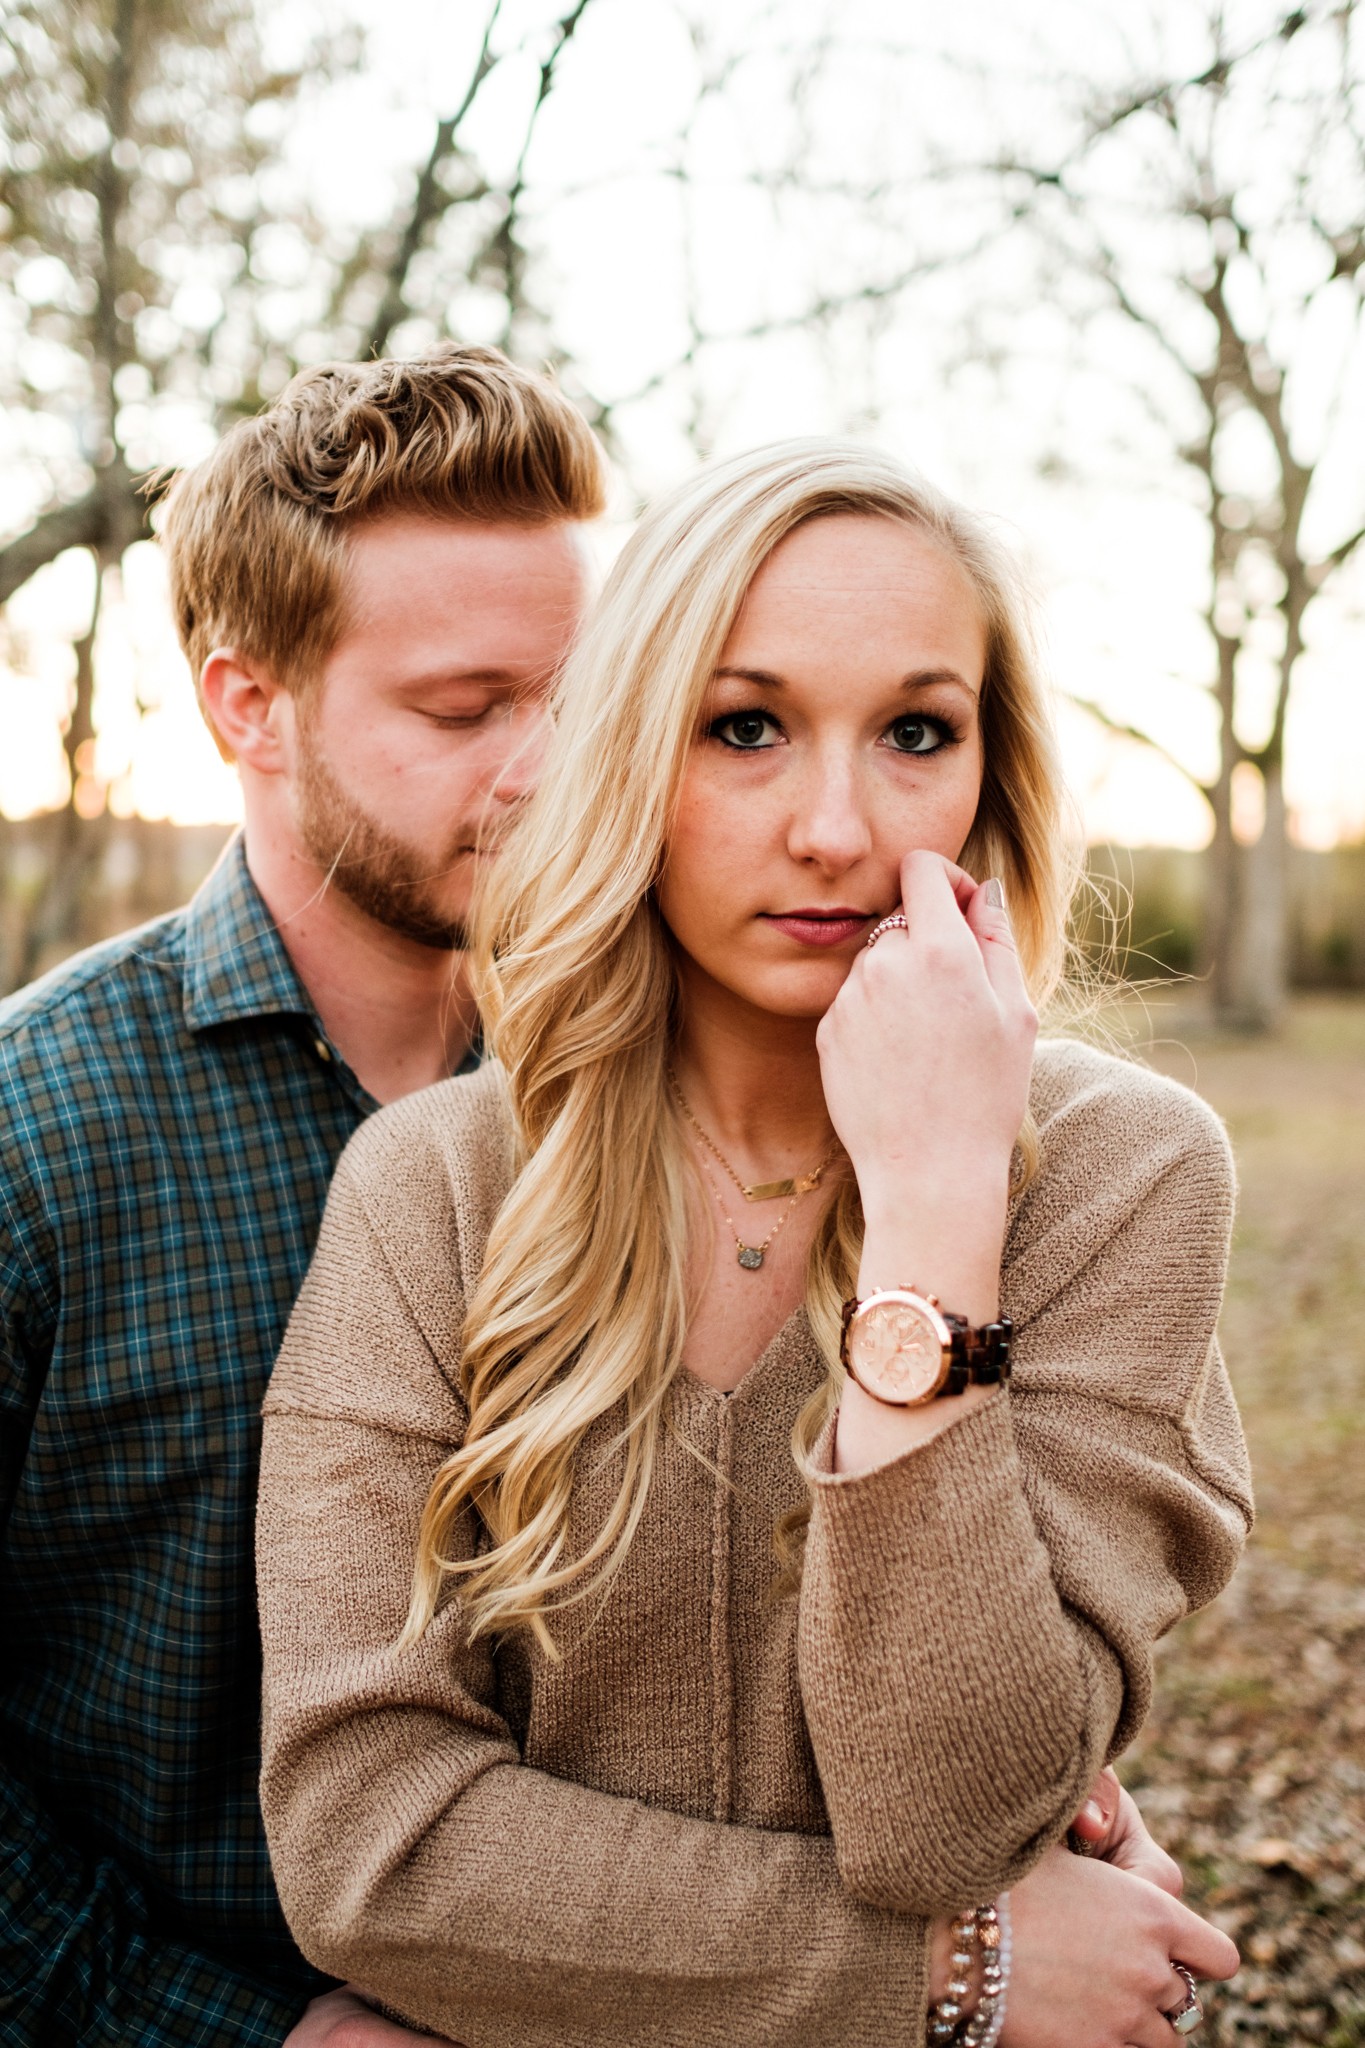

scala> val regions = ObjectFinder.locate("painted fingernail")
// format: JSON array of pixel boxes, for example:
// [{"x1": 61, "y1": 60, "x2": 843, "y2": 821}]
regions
[
  {"x1": 985, "y1": 877, "x2": 1006, "y2": 909},
  {"x1": 1080, "y1": 1799, "x2": 1105, "y2": 1828}
]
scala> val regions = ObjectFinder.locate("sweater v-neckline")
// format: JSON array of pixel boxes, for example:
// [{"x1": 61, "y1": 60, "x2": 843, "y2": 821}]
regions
[{"x1": 675, "y1": 1304, "x2": 816, "y2": 1410}]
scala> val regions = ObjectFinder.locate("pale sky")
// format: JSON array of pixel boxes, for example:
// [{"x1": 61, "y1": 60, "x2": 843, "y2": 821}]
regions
[{"x1": 3, "y1": 0, "x2": 1363, "y2": 848}]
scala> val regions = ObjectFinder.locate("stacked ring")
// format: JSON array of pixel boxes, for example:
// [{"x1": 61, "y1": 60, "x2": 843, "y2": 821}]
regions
[{"x1": 865, "y1": 913, "x2": 908, "y2": 948}]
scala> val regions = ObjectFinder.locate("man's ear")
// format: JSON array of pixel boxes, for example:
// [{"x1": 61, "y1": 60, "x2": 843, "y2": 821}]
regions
[{"x1": 200, "y1": 649, "x2": 294, "y2": 774}]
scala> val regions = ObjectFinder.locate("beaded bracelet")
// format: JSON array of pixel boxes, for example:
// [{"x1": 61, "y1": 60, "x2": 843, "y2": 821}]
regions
[
  {"x1": 924, "y1": 1896, "x2": 1013, "y2": 2048},
  {"x1": 926, "y1": 1906, "x2": 979, "y2": 2043},
  {"x1": 957, "y1": 1896, "x2": 1011, "y2": 2048}
]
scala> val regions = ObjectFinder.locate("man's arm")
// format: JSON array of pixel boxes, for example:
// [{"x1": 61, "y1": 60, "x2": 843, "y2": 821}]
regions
[
  {"x1": 0, "y1": 1204, "x2": 310, "y2": 2048},
  {"x1": 0, "y1": 1754, "x2": 312, "y2": 2046}
]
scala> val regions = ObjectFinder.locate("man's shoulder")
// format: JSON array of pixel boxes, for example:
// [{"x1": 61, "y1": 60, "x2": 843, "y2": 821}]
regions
[
  {"x1": 0, "y1": 909, "x2": 188, "y2": 1061},
  {"x1": 0, "y1": 913, "x2": 191, "y2": 1214}
]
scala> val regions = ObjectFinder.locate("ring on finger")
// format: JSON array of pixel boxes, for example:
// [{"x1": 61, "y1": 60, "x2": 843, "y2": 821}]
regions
[
  {"x1": 1163, "y1": 1962, "x2": 1203, "y2": 2035},
  {"x1": 865, "y1": 913, "x2": 908, "y2": 949}
]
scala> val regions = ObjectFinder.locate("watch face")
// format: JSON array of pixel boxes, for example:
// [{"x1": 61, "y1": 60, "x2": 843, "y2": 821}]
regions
[{"x1": 847, "y1": 1295, "x2": 948, "y2": 1404}]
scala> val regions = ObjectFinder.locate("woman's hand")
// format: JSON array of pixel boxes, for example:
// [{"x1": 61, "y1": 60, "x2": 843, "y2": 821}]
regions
[
  {"x1": 818, "y1": 851, "x2": 1036, "y2": 1471},
  {"x1": 1071, "y1": 1766, "x2": 1184, "y2": 1898},
  {"x1": 817, "y1": 849, "x2": 1036, "y2": 1324},
  {"x1": 283, "y1": 1987, "x2": 461, "y2": 2047},
  {"x1": 998, "y1": 1846, "x2": 1238, "y2": 2047}
]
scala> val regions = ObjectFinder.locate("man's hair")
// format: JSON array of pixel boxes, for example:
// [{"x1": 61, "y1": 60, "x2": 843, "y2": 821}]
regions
[{"x1": 158, "y1": 345, "x2": 607, "y2": 692}]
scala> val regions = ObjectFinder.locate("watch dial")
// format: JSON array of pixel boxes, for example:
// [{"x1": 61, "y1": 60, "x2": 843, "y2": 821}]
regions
[{"x1": 848, "y1": 1301, "x2": 944, "y2": 1402}]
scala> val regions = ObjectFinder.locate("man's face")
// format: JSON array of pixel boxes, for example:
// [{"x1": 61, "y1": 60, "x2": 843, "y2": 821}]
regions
[{"x1": 290, "y1": 513, "x2": 590, "y2": 948}]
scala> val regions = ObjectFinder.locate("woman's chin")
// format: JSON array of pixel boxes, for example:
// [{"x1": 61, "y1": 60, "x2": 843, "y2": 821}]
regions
[{"x1": 717, "y1": 960, "x2": 855, "y2": 1024}]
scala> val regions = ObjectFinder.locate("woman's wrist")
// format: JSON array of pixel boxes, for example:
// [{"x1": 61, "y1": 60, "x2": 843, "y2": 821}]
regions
[
  {"x1": 856, "y1": 1167, "x2": 1010, "y2": 1314},
  {"x1": 856, "y1": 1207, "x2": 1006, "y2": 1329}
]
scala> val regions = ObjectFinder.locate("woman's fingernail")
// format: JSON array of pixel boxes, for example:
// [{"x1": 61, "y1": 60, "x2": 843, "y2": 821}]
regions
[
  {"x1": 1081, "y1": 1798, "x2": 1105, "y2": 1828},
  {"x1": 985, "y1": 877, "x2": 1006, "y2": 909}
]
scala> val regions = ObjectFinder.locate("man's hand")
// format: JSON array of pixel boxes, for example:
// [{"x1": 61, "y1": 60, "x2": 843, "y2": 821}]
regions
[
  {"x1": 1069, "y1": 1766, "x2": 1184, "y2": 1897},
  {"x1": 282, "y1": 1986, "x2": 459, "y2": 2047}
]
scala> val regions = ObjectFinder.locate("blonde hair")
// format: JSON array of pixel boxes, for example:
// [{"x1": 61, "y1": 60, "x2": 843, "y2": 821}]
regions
[
  {"x1": 404, "y1": 440, "x2": 1079, "y2": 1652},
  {"x1": 157, "y1": 345, "x2": 606, "y2": 705}
]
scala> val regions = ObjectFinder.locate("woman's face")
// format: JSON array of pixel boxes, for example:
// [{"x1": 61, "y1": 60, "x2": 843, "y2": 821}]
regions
[{"x1": 657, "y1": 512, "x2": 987, "y2": 1022}]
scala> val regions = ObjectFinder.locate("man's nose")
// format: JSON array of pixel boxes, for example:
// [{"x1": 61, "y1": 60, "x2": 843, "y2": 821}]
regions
[
  {"x1": 487, "y1": 698, "x2": 551, "y2": 807},
  {"x1": 785, "y1": 748, "x2": 874, "y2": 872}
]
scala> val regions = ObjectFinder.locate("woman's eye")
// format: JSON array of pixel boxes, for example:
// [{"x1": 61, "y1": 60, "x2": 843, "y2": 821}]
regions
[
  {"x1": 712, "y1": 711, "x2": 780, "y2": 749},
  {"x1": 885, "y1": 715, "x2": 950, "y2": 755}
]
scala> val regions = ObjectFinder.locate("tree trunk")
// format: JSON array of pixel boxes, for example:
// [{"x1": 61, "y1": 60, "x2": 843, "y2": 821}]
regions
[
  {"x1": 1220, "y1": 758, "x2": 1289, "y2": 1032},
  {"x1": 15, "y1": 556, "x2": 108, "y2": 987}
]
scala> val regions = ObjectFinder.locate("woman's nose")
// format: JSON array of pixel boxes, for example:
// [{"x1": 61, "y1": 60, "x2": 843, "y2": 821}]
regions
[{"x1": 784, "y1": 750, "x2": 874, "y2": 873}]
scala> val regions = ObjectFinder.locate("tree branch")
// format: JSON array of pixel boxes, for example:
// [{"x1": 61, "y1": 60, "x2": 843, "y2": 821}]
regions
[
  {"x1": 365, "y1": 0, "x2": 505, "y2": 357},
  {"x1": 608, "y1": 229, "x2": 1011, "y2": 410},
  {"x1": 1311, "y1": 521, "x2": 1365, "y2": 583},
  {"x1": 489, "y1": 0, "x2": 597, "y2": 347},
  {"x1": 1072, "y1": 694, "x2": 1219, "y2": 797},
  {"x1": 0, "y1": 469, "x2": 149, "y2": 608}
]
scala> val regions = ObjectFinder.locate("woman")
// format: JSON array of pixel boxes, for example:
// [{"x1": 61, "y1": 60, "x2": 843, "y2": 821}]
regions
[{"x1": 257, "y1": 442, "x2": 1251, "y2": 2047}]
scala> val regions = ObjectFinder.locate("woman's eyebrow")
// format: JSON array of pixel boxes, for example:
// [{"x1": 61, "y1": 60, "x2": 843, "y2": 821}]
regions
[
  {"x1": 712, "y1": 665, "x2": 785, "y2": 688},
  {"x1": 902, "y1": 667, "x2": 980, "y2": 700},
  {"x1": 712, "y1": 663, "x2": 980, "y2": 701}
]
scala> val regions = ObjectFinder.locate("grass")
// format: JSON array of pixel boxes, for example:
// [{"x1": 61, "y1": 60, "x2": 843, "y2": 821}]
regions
[{"x1": 1109, "y1": 995, "x2": 1365, "y2": 2045}]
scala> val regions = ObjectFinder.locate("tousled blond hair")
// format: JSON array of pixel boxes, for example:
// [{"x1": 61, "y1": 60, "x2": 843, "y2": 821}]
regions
[
  {"x1": 404, "y1": 440, "x2": 1079, "y2": 1653},
  {"x1": 156, "y1": 344, "x2": 606, "y2": 719}
]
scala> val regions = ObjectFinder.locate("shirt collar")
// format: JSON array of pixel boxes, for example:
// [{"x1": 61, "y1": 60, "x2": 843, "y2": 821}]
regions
[{"x1": 181, "y1": 834, "x2": 317, "y2": 1034}]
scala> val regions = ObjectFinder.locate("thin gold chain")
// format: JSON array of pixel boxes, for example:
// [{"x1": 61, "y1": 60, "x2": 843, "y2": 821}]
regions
[{"x1": 667, "y1": 1070, "x2": 839, "y2": 1204}]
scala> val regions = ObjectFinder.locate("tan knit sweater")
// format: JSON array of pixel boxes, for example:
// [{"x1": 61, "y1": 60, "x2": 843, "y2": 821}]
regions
[{"x1": 257, "y1": 1040, "x2": 1252, "y2": 2048}]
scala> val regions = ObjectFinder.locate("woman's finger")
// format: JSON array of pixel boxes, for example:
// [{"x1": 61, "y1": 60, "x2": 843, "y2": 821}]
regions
[
  {"x1": 1164, "y1": 1896, "x2": 1240, "y2": 1981},
  {"x1": 962, "y1": 876, "x2": 1035, "y2": 1016},
  {"x1": 896, "y1": 848, "x2": 983, "y2": 948}
]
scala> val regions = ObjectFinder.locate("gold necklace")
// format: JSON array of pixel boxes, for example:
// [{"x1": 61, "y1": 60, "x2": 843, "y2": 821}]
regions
[
  {"x1": 668, "y1": 1072, "x2": 838, "y2": 1202},
  {"x1": 669, "y1": 1074, "x2": 839, "y2": 1271}
]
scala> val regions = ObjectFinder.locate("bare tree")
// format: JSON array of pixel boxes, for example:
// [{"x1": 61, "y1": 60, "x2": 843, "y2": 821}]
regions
[{"x1": 992, "y1": 2, "x2": 1365, "y2": 1026}]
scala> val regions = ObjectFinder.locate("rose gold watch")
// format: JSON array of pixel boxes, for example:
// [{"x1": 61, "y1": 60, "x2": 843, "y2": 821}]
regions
[{"x1": 838, "y1": 1286, "x2": 1013, "y2": 1406}]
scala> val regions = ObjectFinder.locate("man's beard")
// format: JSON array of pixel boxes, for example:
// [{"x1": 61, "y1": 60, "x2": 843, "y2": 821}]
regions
[{"x1": 294, "y1": 740, "x2": 471, "y2": 951}]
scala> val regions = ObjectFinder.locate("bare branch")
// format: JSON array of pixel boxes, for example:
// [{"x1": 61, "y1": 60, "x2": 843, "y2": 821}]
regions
[
  {"x1": 608, "y1": 230, "x2": 1011, "y2": 411},
  {"x1": 1311, "y1": 521, "x2": 1365, "y2": 583},
  {"x1": 365, "y1": 0, "x2": 506, "y2": 357},
  {"x1": 1072, "y1": 695, "x2": 1219, "y2": 797},
  {"x1": 0, "y1": 468, "x2": 149, "y2": 608},
  {"x1": 488, "y1": 0, "x2": 597, "y2": 347},
  {"x1": 1003, "y1": 8, "x2": 1316, "y2": 177}
]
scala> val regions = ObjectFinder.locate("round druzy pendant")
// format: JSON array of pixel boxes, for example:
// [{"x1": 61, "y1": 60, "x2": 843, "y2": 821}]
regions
[{"x1": 737, "y1": 1246, "x2": 764, "y2": 1270}]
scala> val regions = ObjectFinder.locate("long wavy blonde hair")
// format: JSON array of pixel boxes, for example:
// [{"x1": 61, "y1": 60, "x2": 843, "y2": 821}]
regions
[{"x1": 403, "y1": 440, "x2": 1079, "y2": 1653}]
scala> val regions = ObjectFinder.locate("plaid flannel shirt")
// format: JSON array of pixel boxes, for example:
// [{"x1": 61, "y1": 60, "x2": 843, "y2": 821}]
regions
[{"x1": 0, "y1": 836, "x2": 473, "y2": 2045}]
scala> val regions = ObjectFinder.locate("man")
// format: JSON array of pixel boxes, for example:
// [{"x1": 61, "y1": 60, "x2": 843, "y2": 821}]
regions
[{"x1": 0, "y1": 345, "x2": 604, "y2": 2046}]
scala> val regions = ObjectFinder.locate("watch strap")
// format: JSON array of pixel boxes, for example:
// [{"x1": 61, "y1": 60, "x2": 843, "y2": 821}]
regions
[{"x1": 938, "y1": 1310, "x2": 1014, "y2": 1394}]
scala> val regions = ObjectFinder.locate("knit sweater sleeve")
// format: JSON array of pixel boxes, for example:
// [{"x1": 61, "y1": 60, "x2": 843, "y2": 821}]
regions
[
  {"x1": 796, "y1": 1044, "x2": 1254, "y2": 1915},
  {"x1": 256, "y1": 1094, "x2": 928, "y2": 2048}
]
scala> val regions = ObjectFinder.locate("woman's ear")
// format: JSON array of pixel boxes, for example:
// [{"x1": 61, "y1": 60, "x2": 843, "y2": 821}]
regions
[{"x1": 199, "y1": 649, "x2": 293, "y2": 776}]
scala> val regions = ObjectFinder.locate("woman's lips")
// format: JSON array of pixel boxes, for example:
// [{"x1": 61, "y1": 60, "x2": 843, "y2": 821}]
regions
[{"x1": 760, "y1": 910, "x2": 876, "y2": 949}]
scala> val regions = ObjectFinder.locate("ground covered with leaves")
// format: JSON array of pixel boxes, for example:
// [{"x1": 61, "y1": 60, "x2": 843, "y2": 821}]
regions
[{"x1": 1117, "y1": 997, "x2": 1365, "y2": 2046}]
